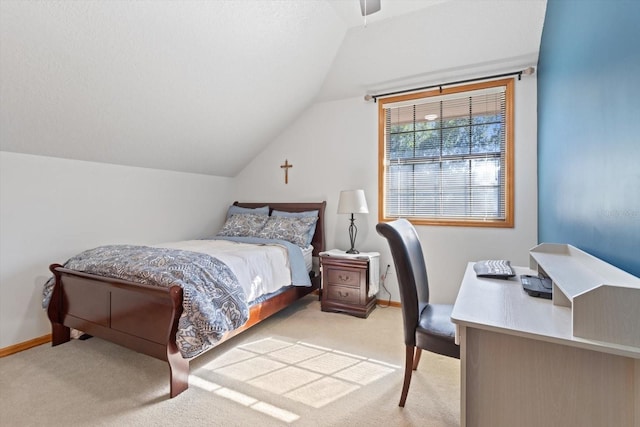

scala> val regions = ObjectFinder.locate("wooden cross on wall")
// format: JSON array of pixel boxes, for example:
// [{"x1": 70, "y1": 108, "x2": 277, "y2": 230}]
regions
[{"x1": 280, "y1": 159, "x2": 293, "y2": 184}]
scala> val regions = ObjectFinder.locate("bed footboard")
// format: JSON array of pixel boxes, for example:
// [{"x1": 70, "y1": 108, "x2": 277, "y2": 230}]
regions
[{"x1": 47, "y1": 264, "x2": 189, "y2": 397}]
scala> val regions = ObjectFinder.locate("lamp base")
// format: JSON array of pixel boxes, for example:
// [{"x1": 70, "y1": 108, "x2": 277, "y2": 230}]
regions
[{"x1": 346, "y1": 214, "x2": 360, "y2": 255}]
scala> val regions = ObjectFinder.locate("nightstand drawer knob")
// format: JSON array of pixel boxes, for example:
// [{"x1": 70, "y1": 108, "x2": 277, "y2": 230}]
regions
[
  {"x1": 338, "y1": 290, "x2": 350, "y2": 298},
  {"x1": 338, "y1": 274, "x2": 351, "y2": 282}
]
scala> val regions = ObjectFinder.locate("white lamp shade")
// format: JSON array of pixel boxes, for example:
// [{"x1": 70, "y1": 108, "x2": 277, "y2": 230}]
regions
[{"x1": 337, "y1": 190, "x2": 369, "y2": 214}]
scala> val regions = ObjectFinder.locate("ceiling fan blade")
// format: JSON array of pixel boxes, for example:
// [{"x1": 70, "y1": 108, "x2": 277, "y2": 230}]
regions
[{"x1": 359, "y1": 0, "x2": 381, "y2": 16}]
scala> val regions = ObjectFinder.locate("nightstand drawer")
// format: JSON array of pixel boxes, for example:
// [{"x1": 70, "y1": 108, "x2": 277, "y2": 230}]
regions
[
  {"x1": 326, "y1": 268, "x2": 362, "y2": 287},
  {"x1": 326, "y1": 284, "x2": 361, "y2": 305}
]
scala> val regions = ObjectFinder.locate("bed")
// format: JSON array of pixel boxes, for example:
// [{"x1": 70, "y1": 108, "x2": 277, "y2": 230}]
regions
[{"x1": 45, "y1": 201, "x2": 326, "y2": 398}]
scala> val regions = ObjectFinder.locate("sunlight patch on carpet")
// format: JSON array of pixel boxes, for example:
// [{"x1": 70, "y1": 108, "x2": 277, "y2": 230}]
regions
[
  {"x1": 332, "y1": 349, "x2": 368, "y2": 360},
  {"x1": 214, "y1": 356, "x2": 285, "y2": 381},
  {"x1": 214, "y1": 387, "x2": 258, "y2": 406},
  {"x1": 268, "y1": 343, "x2": 325, "y2": 364},
  {"x1": 200, "y1": 348, "x2": 257, "y2": 370},
  {"x1": 239, "y1": 337, "x2": 292, "y2": 354},
  {"x1": 248, "y1": 366, "x2": 322, "y2": 394},
  {"x1": 333, "y1": 361, "x2": 395, "y2": 385},
  {"x1": 284, "y1": 377, "x2": 360, "y2": 408},
  {"x1": 194, "y1": 373, "x2": 301, "y2": 423},
  {"x1": 251, "y1": 401, "x2": 299, "y2": 423},
  {"x1": 189, "y1": 375, "x2": 222, "y2": 392},
  {"x1": 201, "y1": 337, "x2": 396, "y2": 409},
  {"x1": 298, "y1": 352, "x2": 361, "y2": 375}
]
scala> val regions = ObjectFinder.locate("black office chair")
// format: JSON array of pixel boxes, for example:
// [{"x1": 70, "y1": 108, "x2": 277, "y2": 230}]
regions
[{"x1": 376, "y1": 219, "x2": 460, "y2": 407}]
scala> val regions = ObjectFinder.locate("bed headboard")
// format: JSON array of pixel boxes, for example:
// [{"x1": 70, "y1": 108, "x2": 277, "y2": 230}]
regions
[{"x1": 233, "y1": 201, "x2": 327, "y2": 257}]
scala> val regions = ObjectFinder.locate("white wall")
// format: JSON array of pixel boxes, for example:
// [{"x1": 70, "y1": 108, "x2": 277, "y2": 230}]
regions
[
  {"x1": 233, "y1": 76, "x2": 539, "y2": 304},
  {"x1": 0, "y1": 152, "x2": 232, "y2": 348},
  {"x1": 0, "y1": 77, "x2": 538, "y2": 349}
]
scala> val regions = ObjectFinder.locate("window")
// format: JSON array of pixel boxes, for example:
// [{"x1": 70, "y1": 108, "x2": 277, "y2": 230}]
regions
[{"x1": 378, "y1": 78, "x2": 514, "y2": 227}]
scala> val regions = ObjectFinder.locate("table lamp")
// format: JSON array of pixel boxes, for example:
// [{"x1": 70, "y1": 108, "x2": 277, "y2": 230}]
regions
[{"x1": 337, "y1": 189, "x2": 369, "y2": 254}]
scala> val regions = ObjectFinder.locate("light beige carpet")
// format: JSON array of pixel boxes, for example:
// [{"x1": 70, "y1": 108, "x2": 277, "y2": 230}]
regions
[{"x1": 0, "y1": 297, "x2": 460, "y2": 426}]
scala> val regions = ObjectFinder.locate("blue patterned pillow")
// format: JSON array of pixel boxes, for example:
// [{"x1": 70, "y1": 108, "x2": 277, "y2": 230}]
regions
[
  {"x1": 258, "y1": 216, "x2": 318, "y2": 248},
  {"x1": 217, "y1": 214, "x2": 269, "y2": 237},
  {"x1": 271, "y1": 209, "x2": 319, "y2": 247}
]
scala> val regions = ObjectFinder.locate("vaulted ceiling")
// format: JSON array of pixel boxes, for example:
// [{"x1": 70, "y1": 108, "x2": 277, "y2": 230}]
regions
[{"x1": 0, "y1": 0, "x2": 547, "y2": 177}]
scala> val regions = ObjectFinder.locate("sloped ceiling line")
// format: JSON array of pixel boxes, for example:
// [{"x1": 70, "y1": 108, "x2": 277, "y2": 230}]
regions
[{"x1": 0, "y1": 0, "x2": 546, "y2": 177}]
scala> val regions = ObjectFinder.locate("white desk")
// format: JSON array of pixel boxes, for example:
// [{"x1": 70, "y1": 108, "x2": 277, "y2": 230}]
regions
[{"x1": 451, "y1": 245, "x2": 640, "y2": 427}]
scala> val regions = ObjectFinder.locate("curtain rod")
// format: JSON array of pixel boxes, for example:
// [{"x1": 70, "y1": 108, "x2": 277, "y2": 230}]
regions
[{"x1": 366, "y1": 66, "x2": 536, "y2": 102}]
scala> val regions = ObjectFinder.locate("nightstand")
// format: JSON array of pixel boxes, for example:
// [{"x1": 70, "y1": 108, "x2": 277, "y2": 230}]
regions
[{"x1": 319, "y1": 250, "x2": 379, "y2": 318}]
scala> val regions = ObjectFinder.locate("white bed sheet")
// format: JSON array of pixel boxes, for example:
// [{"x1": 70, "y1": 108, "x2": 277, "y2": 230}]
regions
[{"x1": 154, "y1": 240, "x2": 292, "y2": 302}]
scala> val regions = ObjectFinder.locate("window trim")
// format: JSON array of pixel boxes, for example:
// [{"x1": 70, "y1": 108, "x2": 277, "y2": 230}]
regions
[{"x1": 377, "y1": 78, "x2": 514, "y2": 228}]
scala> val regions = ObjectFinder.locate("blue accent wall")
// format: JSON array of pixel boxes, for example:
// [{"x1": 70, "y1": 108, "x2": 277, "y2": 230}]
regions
[{"x1": 537, "y1": 0, "x2": 640, "y2": 276}]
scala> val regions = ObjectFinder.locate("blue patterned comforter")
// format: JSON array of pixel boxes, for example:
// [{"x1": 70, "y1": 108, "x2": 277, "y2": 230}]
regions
[{"x1": 42, "y1": 245, "x2": 249, "y2": 359}]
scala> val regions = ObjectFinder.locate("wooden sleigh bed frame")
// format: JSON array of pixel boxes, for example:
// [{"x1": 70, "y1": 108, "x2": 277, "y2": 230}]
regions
[{"x1": 47, "y1": 201, "x2": 326, "y2": 398}]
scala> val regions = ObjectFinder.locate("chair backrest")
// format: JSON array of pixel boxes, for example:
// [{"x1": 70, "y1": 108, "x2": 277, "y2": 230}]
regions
[{"x1": 376, "y1": 219, "x2": 430, "y2": 346}]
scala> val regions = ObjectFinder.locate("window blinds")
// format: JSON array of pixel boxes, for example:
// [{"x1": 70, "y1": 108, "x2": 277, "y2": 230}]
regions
[{"x1": 382, "y1": 85, "x2": 507, "y2": 221}]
